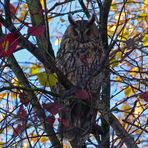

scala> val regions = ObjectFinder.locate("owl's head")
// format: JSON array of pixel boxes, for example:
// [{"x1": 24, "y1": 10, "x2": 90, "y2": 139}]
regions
[{"x1": 66, "y1": 14, "x2": 100, "y2": 43}]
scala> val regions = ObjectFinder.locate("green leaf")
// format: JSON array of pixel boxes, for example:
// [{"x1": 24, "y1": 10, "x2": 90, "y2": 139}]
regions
[
  {"x1": 60, "y1": 18, "x2": 65, "y2": 22},
  {"x1": 37, "y1": 72, "x2": 58, "y2": 87}
]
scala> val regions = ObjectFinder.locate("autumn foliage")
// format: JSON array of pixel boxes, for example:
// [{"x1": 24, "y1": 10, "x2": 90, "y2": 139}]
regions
[{"x1": 0, "y1": 0, "x2": 147, "y2": 147}]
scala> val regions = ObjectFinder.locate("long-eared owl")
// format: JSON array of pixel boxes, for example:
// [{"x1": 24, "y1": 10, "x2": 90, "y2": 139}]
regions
[{"x1": 56, "y1": 14, "x2": 104, "y2": 146}]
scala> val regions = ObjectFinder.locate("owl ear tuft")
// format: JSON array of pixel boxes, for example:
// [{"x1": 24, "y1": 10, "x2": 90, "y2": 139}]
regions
[
  {"x1": 68, "y1": 14, "x2": 77, "y2": 26},
  {"x1": 87, "y1": 14, "x2": 95, "y2": 26}
]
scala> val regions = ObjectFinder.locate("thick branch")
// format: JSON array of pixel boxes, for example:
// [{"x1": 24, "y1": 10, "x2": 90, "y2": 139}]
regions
[
  {"x1": 0, "y1": 15, "x2": 73, "y2": 89},
  {"x1": 7, "y1": 55, "x2": 61, "y2": 147},
  {"x1": 95, "y1": 100, "x2": 138, "y2": 148}
]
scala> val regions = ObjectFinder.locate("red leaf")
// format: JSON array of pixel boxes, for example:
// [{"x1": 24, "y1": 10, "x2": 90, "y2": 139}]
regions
[
  {"x1": 10, "y1": 4, "x2": 17, "y2": 14},
  {"x1": 43, "y1": 103, "x2": 63, "y2": 115},
  {"x1": 0, "y1": 33, "x2": 18, "y2": 57},
  {"x1": 18, "y1": 106, "x2": 27, "y2": 121},
  {"x1": 19, "y1": 93, "x2": 29, "y2": 106},
  {"x1": 28, "y1": 25, "x2": 45, "y2": 37},
  {"x1": 140, "y1": 92, "x2": 148, "y2": 102},
  {"x1": 13, "y1": 124, "x2": 24, "y2": 137},
  {"x1": 46, "y1": 116, "x2": 55, "y2": 127},
  {"x1": 75, "y1": 89, "x2": 90, "y2": 101},
  {"x1": 58, "y1": 118, "x2": 69, "y2": 128}
]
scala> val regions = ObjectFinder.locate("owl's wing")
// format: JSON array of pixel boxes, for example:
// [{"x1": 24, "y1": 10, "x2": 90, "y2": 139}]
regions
[{"x1": 56, "y1": 38, "x2": 77, "y2": 85}]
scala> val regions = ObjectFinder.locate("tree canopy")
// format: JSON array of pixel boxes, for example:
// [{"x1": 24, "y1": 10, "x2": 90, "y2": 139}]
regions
[{"x1": 0, "y1": 0, "x2": 147, "y2": 147}]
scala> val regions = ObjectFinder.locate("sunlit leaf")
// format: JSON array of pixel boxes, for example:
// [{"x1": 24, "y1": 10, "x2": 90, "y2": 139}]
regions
[
  {"x1": 0, "y1": 33, "x2": 18, "y2": 57},
  {"x1": 121, "y1": 102, "x2": 131, "y2": 115},
  {"x1": 110, "y1": 58, "x2": 119, "y2": 67},
  {"x1": 48, "y1": 17, "x2": 52, "y2": 22},
  {"x1": 143, "y1": 34, "x2": 148, "y2": 46},
  {"x1": 116, "y1": 51, "x2": 122, "y2": 60},
  {"x1": 18, "y1": 10, "x2": 26, "y2": 21},
  {"x1": 11, "y1": 77, "x2": 19, "y2": 86},
  {"x1": 111, "y1": 1, "x2": 117, "y2": 10},
  {"x1": 55, "y1": 38, "x2": 62, "y2": 46},
  {"x1": 130, "y1": 67, "x2": 139, "y2": 77},
  {"x1": 124, "y1": 86, "x2": 134, "y2": 97},
  {"x1": 135, "y1": 121, "x2": 142, "y2": 134},
  {"x1": 40, "y1": 0, "x2": 45, "y2": 9},
  {"x1": 138, "y1": 13, "x2": 148, "y2": 17},
  {"x1": 144, "y1": 0, "x2": 148, "y2": 8},
  {"x1": 40, "y1": 136, "x2": 48, "y2": 144},
  {"x1": 11, "y1": 92, "x2": 17, "y2": 100},
  {"x1": 115, "y1": 76, "x2": 122, "y2": 82},
  {"x1": 23, "y1": 3, "x2": 28, "y2": 9},
  {"x1": 134, "y1": 99, "x2": 144, "y2": 117},
  {"x1": 0, "y1": 142, "x2": 4, "y2": 148},
  {"x1": 30, "y1": 64, "x2": 40, "y2": 75},
  {"x1": 0, "y1": 93, "x2": 7, "y2": 101}
]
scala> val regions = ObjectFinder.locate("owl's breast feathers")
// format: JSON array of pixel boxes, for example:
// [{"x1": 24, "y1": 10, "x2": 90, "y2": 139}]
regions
[{"x1": 56, "y1": 37, "x2": 103, "y2": 90}]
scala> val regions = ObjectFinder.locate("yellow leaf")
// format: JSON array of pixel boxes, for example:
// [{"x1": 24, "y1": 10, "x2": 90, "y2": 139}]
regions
[
  {"x1": 144, "y1": 0, "x2": 148, "y2": 8},
  {"x1": 37, "y1": 72, "x2": 48, "y2": 86},
  {"x1": 23, "y1": 3, "x2": 28, "y2": 9},
  {"x1": 40, "y1": 0, "x2": 45, "y2": 9},
  {"x1": 135, "y1": 121, "x2": 142, "y2": 134},
  {"x1": 121, "y1": 102, "x2": 131, "y2": 117},
  {"x1": 2, "y1": 40, "x2": 9, "y2": 52},
  {"x1": 48, "y1": 73, "x2": 58, "y2": 87},
  {"x1": 0, "y1": 142, "x2": 4, "y2": 148},
  {"x1": 134, "y1": 100, "x2": 144, "y2": 117},
  {"x1": 11, "y1": 92, "x2": 17, "y2": 100},
  {"x1": 37, "y1": 72, "x2": 58, "y2": 87},
  {"x1": 30, "y1": 64, "x2": 40, "y2": 75},
  {"x1": 110, "y1": 58, "x2": 119, "y2": 67},
  {"x1": 114, "y1": 12, "x2": 125, "y2": 21},
  {"x1": 115, "y1": 76, "x2": 122, "y2": 82},
  {"x1": 116, "y1": 51, "x2": 122, "y2": 60},
  {"x1": 124, "y1": 86, "x2": 134, "y2": 97},
  {"x1": 111, "y1": 1, "x2": 117, "y2": 10},
  {"x1": 22, "y1": 142, "x2": 28, "y2": 148},
  {"x1": 11, "y1": 77, "x2": 19, "y2": 86},
  {"x1": 130, "y1": 67, "x2": 139, "y2": 77},
  {"x1": 19, "y1": 11, "x2": 26, "y2": 21},
  {"x1": 143, "y1": 34, "x2": 148, "y2": 46},
  {"x1": 40, "y1": 136, "x2": 48, "y2": 144},
  {"x1": 48, "y1": 17, "x2": 52, "y2": 22},
  {"x1": 54, "y1": 38, "x2": 62, "y2": 46},
  {"x1": 138, "y1": 13, "x2": 148, "y2": 17}
]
